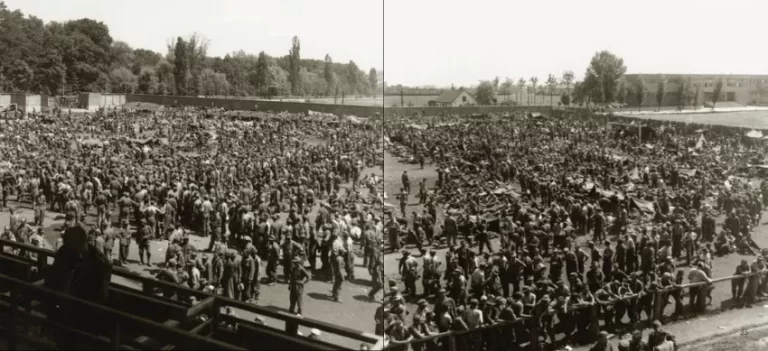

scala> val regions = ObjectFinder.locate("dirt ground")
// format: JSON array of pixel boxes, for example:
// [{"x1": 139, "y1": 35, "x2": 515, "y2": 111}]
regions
[
  {"x1": 0, "y1": 155, "x2": 385, "y2": 349},
  {"x1": 381, "y1": 148, "x2": 768, "y2": 346}
]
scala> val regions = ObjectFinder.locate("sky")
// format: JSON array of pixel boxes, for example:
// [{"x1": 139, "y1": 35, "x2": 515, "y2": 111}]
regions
[
  {"x1": 385, "y1": 0, "x2": 768, "y2": 87},
  {"x1": 3, "y1": 0, "x2": 383, "y2": 72}
]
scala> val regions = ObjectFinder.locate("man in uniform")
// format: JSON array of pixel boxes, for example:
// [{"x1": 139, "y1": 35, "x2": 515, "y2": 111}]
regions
[
  {"x1": 102, "y1": 221, "x2": 115, "y2": 262},
  {"x1": 241, "y1": 247, "x2": 257, "y2": 302},
  {"x1": 117, "y1": 222, "x2": 131, "y2": 266},
  {"x1": 289, "y1": 257, "x2": 310, "y2": 316},
  {"x1": 137, "y1": 219, "x2": 152, "y2": 266},
  {"x1": 331, "y1": 248, "x2": 345, "y2": 302}
]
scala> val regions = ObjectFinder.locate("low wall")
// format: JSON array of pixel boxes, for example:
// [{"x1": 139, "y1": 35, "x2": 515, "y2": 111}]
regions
[
  {"x1": 125, "y1": 94, "x2": 381, "y2": 117},
  {"x1": 384, "y1": 105, "x2": 552, "y2": 116}
]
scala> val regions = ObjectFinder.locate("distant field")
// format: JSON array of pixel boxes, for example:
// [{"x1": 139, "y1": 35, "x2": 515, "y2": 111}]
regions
[{"x1": 618, "y1": 110, "x2": 768, "y2": 129}]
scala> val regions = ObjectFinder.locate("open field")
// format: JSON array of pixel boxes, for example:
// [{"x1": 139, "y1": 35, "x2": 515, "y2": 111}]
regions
[{"x1": 619, "y1": 109, "x2": 768, "y2": 129}]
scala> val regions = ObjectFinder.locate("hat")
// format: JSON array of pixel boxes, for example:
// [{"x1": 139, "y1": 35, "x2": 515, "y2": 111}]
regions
[
  {"x1": 292, "y1": 257, "x2": 302, "y2": 264},
  {"x1": 652, "y1": 320, "x2": 662, "y2": 328},
  {"x1": 417, "y1": 299, "x2": 428, "y2": 306}
]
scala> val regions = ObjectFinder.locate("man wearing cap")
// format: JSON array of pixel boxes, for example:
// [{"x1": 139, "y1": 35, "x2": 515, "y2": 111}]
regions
[
  {"x1": 289, "y1": 257, "x2": 310, "y2": 316},
  {"x1": 240, "y1": 247, "x2": 257, "y2": 302},
  {"x1": 589, "y1": 331, "x2": 617, "y2": 351}
]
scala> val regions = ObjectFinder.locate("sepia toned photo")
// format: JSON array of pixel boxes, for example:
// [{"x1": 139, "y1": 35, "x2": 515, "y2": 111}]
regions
[
  {"x1": 0, "y1": 0, "x2": 384, "y2": 350},
  {"x1": 380, "y1": 1, "x2": 768, "y2": 351}
]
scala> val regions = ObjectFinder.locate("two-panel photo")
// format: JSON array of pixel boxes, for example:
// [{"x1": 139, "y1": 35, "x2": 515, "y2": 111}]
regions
[{"x1": 0, "y1": 0, "x2": 765, "y2": 350}]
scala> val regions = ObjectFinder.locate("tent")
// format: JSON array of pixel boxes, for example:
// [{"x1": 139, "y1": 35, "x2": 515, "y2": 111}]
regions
[{"x1": 746, "y1": 130, "x2": 763, "y2": 139}]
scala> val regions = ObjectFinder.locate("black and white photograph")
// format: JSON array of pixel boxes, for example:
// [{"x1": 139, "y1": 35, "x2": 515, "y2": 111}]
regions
[
  {"x1": 0, "y1": 0, "x2": 384, "y2": 350},
  {"x1": 380, "y1": 1, "x2": 768, "y2": 351},
  {"x1": 3, "y1": 0, "x2": 768, "y2": 350}
]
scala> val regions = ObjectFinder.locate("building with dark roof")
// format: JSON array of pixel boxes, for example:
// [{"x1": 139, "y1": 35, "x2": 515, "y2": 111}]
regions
[{"x1": 428, "y1": 89, "x2": 476, "y2": 107}]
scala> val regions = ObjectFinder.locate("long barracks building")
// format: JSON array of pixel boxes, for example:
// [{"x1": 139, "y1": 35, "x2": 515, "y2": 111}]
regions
[{"x1": 623, "y1": 73, "x2": 768, "y2": 107}]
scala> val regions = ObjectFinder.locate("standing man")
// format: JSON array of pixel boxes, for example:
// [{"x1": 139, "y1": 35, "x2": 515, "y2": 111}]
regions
[
  {"x1": 331, "y1": 248, "x2": 345, "y2": 302},
  {"x1": 289, "y1": 257, "x2": 310, "y2": 317},
  {"x1": 117, "y1": 222, "x2": 131, "y2": 266},
  {"x1": 402, "y1": 171, "x2": 410, "y2": 194}
]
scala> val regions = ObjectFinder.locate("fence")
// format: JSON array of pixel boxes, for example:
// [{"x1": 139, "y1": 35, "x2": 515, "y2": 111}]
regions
[
  {"x1": 124, "y1": 93, "x2": 555, "y2": 118},
  {"x1": 383, "y1": 270, "x2": 768, "y2": 351},
  {"x1": 0, "y1": 238, "x2": 382, "y2": 350}
]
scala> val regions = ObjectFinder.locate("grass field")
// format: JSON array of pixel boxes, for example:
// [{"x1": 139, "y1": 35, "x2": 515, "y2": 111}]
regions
[
  {"x1": 619, "y1": 109, "x2": 768, "y2": 129},
  {"x1": 280, "y1": 94, "x2": 559, "y2": 107}
]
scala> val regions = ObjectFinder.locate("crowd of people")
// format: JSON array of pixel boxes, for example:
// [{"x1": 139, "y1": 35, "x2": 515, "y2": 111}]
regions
[
  {"x1": 0, "y1": 106, "x2": 387, "y2": 346},
  {"x1": 381, "y1": 111, "x2": 768, "y2": 351}
]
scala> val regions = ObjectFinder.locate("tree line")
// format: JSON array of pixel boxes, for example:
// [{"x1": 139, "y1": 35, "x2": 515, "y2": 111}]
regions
[{"x1": 0, "y1": 2, "x2": 379, "y2": 98}]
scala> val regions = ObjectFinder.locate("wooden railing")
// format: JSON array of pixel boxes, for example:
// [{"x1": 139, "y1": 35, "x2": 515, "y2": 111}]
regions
[
  {"x1": 383, "y1": 270, "x2": 768, "y2": 351},
  {"x1": 0, "y1": 238, "x2": 382, "y2": 350},
  {"x1": 0, "y1": 271, "x2": 245, "y2": 350}
]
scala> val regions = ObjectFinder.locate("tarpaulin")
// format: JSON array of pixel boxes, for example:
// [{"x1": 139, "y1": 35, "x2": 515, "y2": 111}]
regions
[
  {"x1": 696, "y1": 134, "x2": 705, "y2": 149},
  {"x1": 630, "y1": 197, "x2": 655, "y2": 214},
  {"x1": 591, "y1": 186, "x2": 625, "y2": 200}
]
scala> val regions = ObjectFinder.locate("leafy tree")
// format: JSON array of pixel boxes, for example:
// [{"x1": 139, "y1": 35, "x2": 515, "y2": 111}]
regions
[
  {"x1": 675, "y1": 77, "x2": 687, "y2": 110},
  {"x1": 560, "y1": 93, "x2": 570, "y2": 106},
  {"x1": 500, "y1": 77, "x2": 513, "y2": 101},
  {"x1": 35, "y1": 49, "x2": 66, "y2": 94},
  {"x1": 616, "y1": 79, "x2": 628, "y2": 107},
  {"x1": 561, "y1": 70, "x2": 575, "y2": 94},
  {"x1": 635, "y1": 78, "x2": 645, "y2": 111},
  {"x1": 110, "y1": 66, "x2": 137, "y2": 93},
  {"x1": 137, "y1": 67, "x2": 158, "y2": 94},
  {"x1": 254, "y1": 51, "x2": 269, "y2": 95},
  {"x1": 529, "y1": 76, "x2": 538, "y2": 104},
  {"x1": 475, "y1": 81, "x2": 496, "y2": 105},
  {"x1": 583, "y1": 50, "x2": 627, "y2": 104},
  {"x1": 712, "y1": 77, "x2": 724, "y2": 109},
  {"x1": 656, "y1": 76, "x2": 666, "y2": 111},
  {"x1": 323, "y1": 54, "x2": 334, "y2": 96},
  {"x1": 546, "y1": 74, "x2": 557, "y2": 107},
  {"x1": 288, "y1": 36, "x2": 301, "y2": 95},
  {"x1": 347, "y1": 60, "x2": 359, "y2": 94},
  {"x1": 173, "y1": 37, "x2": 189, "y2": 95},
  {"x1": 517, "y1": 78, "x2": 526, "y2": 103},
  {"x1": 5, "y1": 59, "x2": 34, "y2": 92},
  {"x1": 693, "y1": 85, "x2": 700, "y2": 110},
  {"x1": 571, "y1": 81, "x2": 584, "y2": 106},
  {"x1": 369, "y1": 68, "x2": 378, "y2": 99}
]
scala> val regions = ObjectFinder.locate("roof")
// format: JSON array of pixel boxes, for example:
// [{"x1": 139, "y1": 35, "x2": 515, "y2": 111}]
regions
[{"x1": 435, "y1": 89, "x2": 467, "y2": 103}]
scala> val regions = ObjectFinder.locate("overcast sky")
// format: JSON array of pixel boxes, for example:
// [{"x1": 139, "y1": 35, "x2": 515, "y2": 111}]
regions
[
  {"x1": 385, "y1": 0, "x2": 768, "y2": 87},
  {"x1": 4, "y1": 0, "x2": 383, "y2": 72}
]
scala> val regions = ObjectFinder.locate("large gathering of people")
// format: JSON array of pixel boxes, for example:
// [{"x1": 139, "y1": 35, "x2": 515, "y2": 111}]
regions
[
  {"x1": 0, "y1": 106, "x2": 387, "y2": 345},
  {"x1": 381, "y1": 111, "x2": 768, "y2": 351}
]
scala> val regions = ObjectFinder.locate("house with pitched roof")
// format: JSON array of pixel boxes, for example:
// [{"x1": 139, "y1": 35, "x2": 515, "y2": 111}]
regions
[{"x1": 428, "y1": 89, "x2": 476, "y2": 107}]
